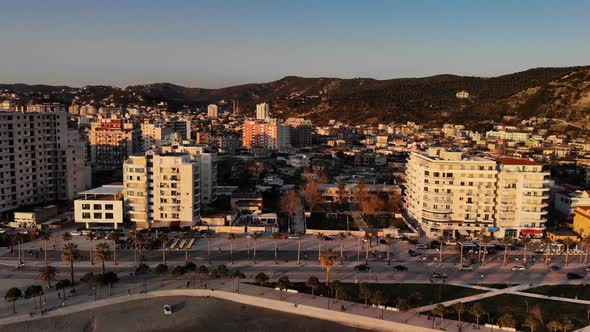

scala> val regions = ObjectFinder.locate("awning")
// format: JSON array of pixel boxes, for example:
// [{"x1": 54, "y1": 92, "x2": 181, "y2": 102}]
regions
[
  {"x1": 458, "y1": 230, "x2": 469, "y2": 236},
  {"x1": 520, "y1": 229, "x2": 542, "y2": 235}
]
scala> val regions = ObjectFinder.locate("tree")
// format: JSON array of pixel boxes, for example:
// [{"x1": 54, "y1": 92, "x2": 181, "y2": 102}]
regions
[
  {"x1": 271, "y1": 232, "x2": 281, "y2": 264},
  {"x1": 562, "y1": 317, "x2": 574, "y2": 332},
  {"x1": 335, "y1": 285, "x2": 347, "y2": 303},
  {"x1": 355, "y1": 180, "x2": 369, "y2": 211},
  {"x1": 255, "y1": 272, "x2": 269, "y2": 287},
  {"x1": 156, "y1": 263, "x2": 169, "y2": 286},
  {"x1": 469, "y1": 303, "x2": 486, "y2": 328},
  {"x1": 320, "y1": 249, "x2": 337, "y2": 286},
  {"x1": 227, "y1": 233, "x2": 237, "y2": 264},
  {"x1": 296, "y1": 232, "x2": 304, "y2": 265},
  {"x1": 55, "y1": 279, "x2": 70, "y2": 299},
  {"x1": 214, "y1": 264, "x2": 228, "y2": 278},
  {"x1": 251, "y1": 232, "x2": 261, "y2": 264},
  {"x1": 61, "y1": 232, "x2": 72, "y2": 243},
  {"x1": 372, "y1": 290, "x2": 384, "y2": 319},
  {"x1": 432, "y1": 304, "x2": 447, "y2": 326},
  {"x1": 359, "y1": 283, "x2": 371, "y2": 307},
  {"x1": 502, "y1": 237, "x2": 512, "y2": 266},
  {"x1": 276, "y1": 275, "x2": 290, "y2": 301},
  {"x1": 24, "y1": 285, "x2": 43, "y2": 310},
  {"x1": 453, "y1": 302, "x2": 465, "y2": 323},
  {"x1": 94, "y1": 242, "x2": 111, "y2": 274},
  {"x1": 437, "y1": 235, "x2": 446, "y2": 265},
  {"x1": 37, "y1": 265, "x2": 57, "y2": 288},
  {"x1": 159, "y1": 234, "x2": 168, "y2": 265},
  {"x1": 280, "y1": 190, "x2": 298, "y2": 233},
  {"x1": 135, "y1": 263, "x2": 150, "y2": 275},
  {"x1": 86, "y1": 233, "x2": 95, "y2": 265},
  {"x1": 197, "y1": 265, "x2": 209, "y2": 286},
  {"x1": 397, "y1": 299, "x2": 411, "y2": 322},
  {"x1": 171, "y1": 265, "x2": 186, "y2": 277},
  {"x1": 522, "y1": 236, "x2": 532, "y2": 263},
  {"x1": 230, "y1": 270, "x2": 246, "y2": 293},
  {"x1": 547, "y1": 321, "x2": 562, "y2": 332},
  {"x1": 542, "y1": 237, "x2": 553, "y2": 265},
  {"x1": 306, "y1": 276, "x2": 320, "y2": 297},
  {"x1": 564, "y1": 238, "x2": 576, "y2": 266},
  {"x1": 302, "y1": 179, "x2": 321, "y2": 213},
  {"x1": 5, "y1": 288, "x2": 22, "y2": 314},
  {"x1": 480, "y1": 235, "x2": 492, "y2": 266},
  {"x1": 338, "y1": 232, "x2": 347, "y2": 259},
  {"x1": 523, "y1": 315, "x2": 540, "y2": 332},
  {"x1": 315, "y1": 232, "x2": 324, "y2": 261},
  {"x1": 498, "y1": 313, "x2": 516, "y2": 329},
  {"x1": 530, "y1": 303, "x2": 544, "y2": 325},
  {"x1": 61, "y1": 242, "x2": 79, "y2": 285}
]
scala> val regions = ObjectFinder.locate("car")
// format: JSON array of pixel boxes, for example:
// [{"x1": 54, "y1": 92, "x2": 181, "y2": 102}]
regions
[
  {"x1": 354, "y1": 263, "x2": 370, "y2": 271},
  {"x1": 548, "y1": 265, "x2": 560, "y2": 272},
  {"x1": 408, "y1": 249, "x2": 421, "y2": 257},
  {"x1": 584, "y1": 266, "x2": 590, "y2": 272},
  {"x1": 70, "y1": 231, "x2": 81, "y2": 236},
  {"x1": 445, "y1": 240, "x2": 457, "y2": 246},
  {"x1": 459, "y1": 265, "x2": 473, "y2": 271},
  {"x1": 379, "y1": 239, "x2": 388, "y2": 245},
  {"x1": 393, "y1": 265, "x2": 408, "y2": 271},
  {"x1": 567, "y1": 273, "x2": 584, "y2": 280},
  {"x1": 324, "y1": 236, "x2": 334, "y2": 241},
  {"x1": 163, "y1": 305, "x2": 173, "y2": 315},
  {"x1": 511, "y1": 265, "x2": 526, "y2": 271},
  {"x1": 288, "y1": 235, "x2": 299, "y2": 240},
  {"x1": 431, "y1": 272, "x2": 448, "y2": 279},
  {"x1": 81, "y1": 230, "x2": 93, "y2": 236},
  {"x1": 416, "y1": 244, "x2": 429, "y2": 250}
]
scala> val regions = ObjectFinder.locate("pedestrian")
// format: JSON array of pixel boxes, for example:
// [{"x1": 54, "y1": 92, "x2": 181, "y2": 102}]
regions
[
  {"x1": 218, "y1": 248, "x2": 221, "y2": 254},
  {"x1": 58, "y1": 292, "x2": 61, "y2": 300},
  {"x1": 186, "y1": 281, "x2": 190, "y2": 288},
  {"x1": 128, "y1": 289, "x2": 131, "y2": 296}
]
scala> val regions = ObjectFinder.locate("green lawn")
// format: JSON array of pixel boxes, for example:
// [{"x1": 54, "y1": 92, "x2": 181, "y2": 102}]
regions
[
  {"x1": 363, "y1": 213, "x2": 410, "y2": 231},
  {"x1": 261, "y1": 282, "x2": 484, "y2": 309},
  {"x1": 441, "y1": 294, "x2": 589, "y2": 332},
  {"x1": 526, "y1": 284, "x2": 590, "y2": 300},
  {"x1": 307, "y1": 212, "x2": 359, "y2": 231}
]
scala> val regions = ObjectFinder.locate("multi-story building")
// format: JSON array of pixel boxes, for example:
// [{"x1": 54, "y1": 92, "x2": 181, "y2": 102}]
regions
[
  {"x1": 405, "y1": 148, "x2": 548, "y2": 238},
  {"x1": 555, "y1": 190, "x2": 590, "y2": 215},
  {"x1": 242, "y1": 119, "x2": 290, "y2": 150},
  {"x1": 207, "y1": 104, "x2": 218, "y2": 119},
  {"x1": 74, "y1": 184, "x2": 124, "y2": 230},
  {"x1": 64, "y1": 127, "x2": 92, "y2": 200},
  {"x1": 89, "y1": 117, "x2": 140, "y2": 170},
  {"x1": 161, "y1": 137, "x2": 217, "y2": 205},
  {"x1": 0, "y1": 111, "x2": 71, "y2": 214},
  {"x1": 255, "y1": 103, "x2": 270, "y2": 120},
  {"x1": 123, "y1": 149, "x2": 200, "y2": 229},
  {"x1": 285, "y1": 117, "x2": 313, "y2": 147},
  {"x1": 170, "y1": 120, "x2": 191, "y2": 140},
  {"x1": 140, "y1": 121, "x2": 172, "y2": 151}
]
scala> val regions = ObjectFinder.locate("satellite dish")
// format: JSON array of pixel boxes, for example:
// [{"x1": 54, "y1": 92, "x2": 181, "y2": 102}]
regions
[{"x1": 456, "y1": 91, "x2": 470, "y2": 99}]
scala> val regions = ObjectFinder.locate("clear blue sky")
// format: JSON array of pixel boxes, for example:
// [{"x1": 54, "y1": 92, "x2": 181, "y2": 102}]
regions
[{"x1": 0, "y1": 0, "x2": 588, "y2": 88}]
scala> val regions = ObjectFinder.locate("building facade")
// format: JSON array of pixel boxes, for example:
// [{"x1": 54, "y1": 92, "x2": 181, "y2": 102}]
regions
[
  {"x1": 74, "y1": 185, "x2": 124, "y2": 230},
  {"x1": 207, "y1": 104, "x2": 218, "y2": 119},
  {"x1": 255, "y1": 103, "x2": 270, "y2": 120},
  {"x1": 242, "y1": 119, "x2": 290, "y2": 150},
  {"x1": 285, "y1": 117, "x2": 313, "y2": 147},
  {"x1": 89, "y1": 117, "x2": 140, "y2": 170}
]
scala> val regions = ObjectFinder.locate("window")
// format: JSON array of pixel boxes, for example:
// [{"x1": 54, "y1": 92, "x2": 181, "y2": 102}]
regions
[
  {"x1": 105, "y1": 213, "x2": 114, "y2": 219},
  {"x1": 105, "y1": 204, "x2": 113, "y2": 210},
  {"x1": 82, "y1": 212, "x2": 91, "y2": 219},
  {"x1": 94, "y1": 204, "x2": 102, "y2": 210},
  {"x1": 94, "y1": 213, "x2": 102, "y2": 219},
  {"x1": 82, "y1": 204, "x2": 90, "y2": 210}
]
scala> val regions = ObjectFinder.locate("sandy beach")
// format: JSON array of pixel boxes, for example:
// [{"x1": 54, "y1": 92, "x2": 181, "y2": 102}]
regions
[{"x1": 3, "y1": 296, "x2": 371, "y2": 332}]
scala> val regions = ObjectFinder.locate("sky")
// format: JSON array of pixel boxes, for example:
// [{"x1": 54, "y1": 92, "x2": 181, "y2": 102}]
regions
[{"x1": 0, "y1": 0, "x2": 589, "y2": 88}]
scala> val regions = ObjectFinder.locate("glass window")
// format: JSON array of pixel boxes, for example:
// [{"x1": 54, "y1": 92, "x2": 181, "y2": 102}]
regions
[
  {"x1": 94, "y1": 213, "x2": 102, "y2": 219},
  {"x1": 105, "y1": 204, "x2": 114, "y2": 210},
  {"x1": 105, "y1": 213, "x2": 114, "y2": 219},
  {"x1": 82, "y1": 204, "x2": 90, "y2": 210},
  {"x1": 94, "y1": 204, "x2": 102, "y2": 210},
  {"x1": 82, "y1": 212, "x2": 91, "y2": 219}
]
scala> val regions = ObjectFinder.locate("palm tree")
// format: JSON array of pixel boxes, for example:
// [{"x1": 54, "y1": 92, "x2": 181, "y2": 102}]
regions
[
  {"x1": 197, "y1": 265, "x2": 209, "y2": 287},
  {"x1": 61, "y1": 242, "x2": 79, "y2": 285},
  {"x1": 62, "y1": 232, "x2": 72, "y2": 243},
  {"x1": 276, "y1": 275, "x2": 290, "y2": 301},
  {"x1": 41, "y1": 234, "x2": 50, "y2": 265},
  {"x1": 547, "y1": 321, "x2": 563, "y2": 332},
  {"x1": 159, "y1": 234, "x2": 168, "y2": 265},
  {"x1": 480, "y1": 235, "x2": 492, "y2": 266},
  {"x1": 86, "y1": 233, "x2": 95, "y2": 265},
  {"x1": 320, "y1": 249, "x2": 336, "y2": 286},
  {"x1": 522, "y1": 235, "x2": 531, "y2": 263},
  {"x1": 315, "y1": 233, "x2": 324, "y2": 261},
  {"x1": 255, "y1": 272, "x2": 269, "y2": 288},
  {"x1": 453, "y1": 302, "x2": 465, "y2": 323},
  {"x1": 583, "y1": 236, "x2": 590, "y2": 265},
  {"x1": 38, "y1": 265, "x2": 57, "y2": 288},
  {"x1": 359, "y1": 282, "x2": 371, "y2": 307},
  {"x1": 542, "y1": 237, "x2": 553, "y2": 265},
  {"x1": 384, "y1": 234, "x2": 393, "y2": 265},
  {"x1": 4, "y1": 288, "x2": 22, "y2": 314},
  {"x1": 227, "y1": 233, "x2": 237, "y2": 264},
  {"x1": 564, "y1": 238, "x2": 576, "y2": 266},
  {"x1": 251, "y1": 232, "x2": 261, "y2": 264},
  {"x1": 155, "y1": 263, "x2": 168, "y2": 287},
  {"x1": 306, "y1": 276, "x2": 319, "y2": 297},
  {"x1": 94, "y1": 242, "x2": 111, "y2": 274},
  {"x1": 437, "y1": 235, "x2": 446, "y2": 266},
  {"x1": 364, "y1": 233, "x2": 372, "y2": 263},
  {"x1": 271, "y1": 232, "x2": 281, "y2": 264},
  {"x1": 432, "y1": 304, "x2": 447, "y2": 326},
  {"x1": 502, "y1": 237, "x2": 512, "y2": 266},
  {"x1": 338, "y1": 232, "x2": 347, "y2": 259},
  {"x1": 498, "y1": 313, "x2": 516, "y2": 329},
  {"x1": 183, "y1": 230, "x2": 193, "y2": 264},
  {"x1": 296, "y1": 232, "x2": 304, "y2": 265},
  {"x1": 372, "y1": 290, "x2": 384, "y2": 319},
  {"x1": 230, "y1": 270, "x2": 246, "y2": 293},
  {"x1": 469, "y1": 303, "x2": 486, "y2": 328}
]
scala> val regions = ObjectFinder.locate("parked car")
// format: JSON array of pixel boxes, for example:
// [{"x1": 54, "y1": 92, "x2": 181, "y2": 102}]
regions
[
  {"x1": 431, "y1": 272, "x2": 448, "y2": 279},
  {"x1": 445, "y1": 239, "x2": 457, "y2": 246},
  {"x1": 163, "y1": 305, "x2": 173, "y2": 315},
  {"x1": 416, "y1": 244, "x2": 429, "y2": 250},
  {"x1": 393, "y1": 265, "x2": 408, "y2": 271},
  {"x1": 511, "y1": 265, "x2": 526, "y2": 271},
  {"x1": 566, "y1": 273, "x2": 584, "y2": 280},
  {"x1": 584, "y1": 266, "x2": 590, "y2": 272},
  {"x1": 379, "y1": 239, "x2": 388, "y2": 245},
  {"x1": 288, "y1": 235, "x2": 299, "y2": 240},
  {"x1": 459, "y1": 265, "x2": 473, "y2": 271},
  {"x1": 408, "y1": 249, "x2": 421, "y2": 257},
  {"x1": 324, "y1": 236, "x2": 334, "y2": 241},
  {"x1": 354, "y1": 263, "x2": 370, "y2": 271},
  {"x1": 548, "y1": 265, "x2": 560, "y2": 272},
  {"x1": 70, "y1": 231, "x2": 81, "y2": 236}
]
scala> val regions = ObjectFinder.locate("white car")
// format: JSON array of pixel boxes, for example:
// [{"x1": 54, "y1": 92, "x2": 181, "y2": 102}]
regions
[
  {"x1": 459, "y1": 265, "x2": 473, "y2": 271},
  {"x1": 70, "y1": 231, "x2": 82, "y2": 236},
  {"x1": 511, "y1": 265, "x2": 526, "y2": 271},
  {"x1": 288, "y1": 235, "x2": 299, "y2": 240},
  {"x1": 163, "y1": 305, "x2": 172, "y2": 315}
]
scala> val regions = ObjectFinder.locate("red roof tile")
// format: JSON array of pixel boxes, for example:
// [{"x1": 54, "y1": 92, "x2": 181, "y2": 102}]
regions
[{"x1": 496, "y1": 157, "x2": 541, "y2": 166}]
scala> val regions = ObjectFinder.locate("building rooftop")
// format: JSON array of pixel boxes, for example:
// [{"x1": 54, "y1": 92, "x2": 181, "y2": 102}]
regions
[
  {"x1": 78, "y1": 185, "x2": 123, "y2": 196},
  {"x1": 496, "y1": 157, "x2": 541, "y2": 166}
]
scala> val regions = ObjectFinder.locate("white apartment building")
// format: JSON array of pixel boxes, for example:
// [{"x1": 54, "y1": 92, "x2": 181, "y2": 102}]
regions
[
  {"x1": 555, "y1": 190, "x2": 590, "y2": 215},
  {"x1": 207, "y1": 104, "x2": 219, "y2": 119},
  {"x1": 161, "y1": 137, "x2": 217, "y2": 205},
  {"x1": 64, "y1": 127, "x2": 92, "y2": 200},
  {"x1": 74, "y1": 185, "x2": 124, "y2": 230},
  {"x1": 0, "y1": 111, "x2": 72, "y2": 214},
  {"x1": 256, "y1": 103, "x2": 271, "y2": 120},
  {"x1": 485, "y1": 130, "x2": 532, "y2": 142},
  {"x1": 405, "y1": 148, "x2": 549, "y2": 238},
  {"x1": 140, "y1": 121, "x2": 173, "y2": 151},
  {"x1": 124, "y1": 150, "x2": 200, "y2": 229}
]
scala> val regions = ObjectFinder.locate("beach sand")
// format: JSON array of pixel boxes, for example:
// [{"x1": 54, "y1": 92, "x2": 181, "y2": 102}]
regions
[{"x1": 4, "y1": 296, "x2": 372, "y2": 332}]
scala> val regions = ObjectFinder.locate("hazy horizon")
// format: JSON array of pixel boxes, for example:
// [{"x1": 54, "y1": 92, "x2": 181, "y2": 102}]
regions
[{"x1": 1, "y1": 1, "x2": 589, "y2": 88}]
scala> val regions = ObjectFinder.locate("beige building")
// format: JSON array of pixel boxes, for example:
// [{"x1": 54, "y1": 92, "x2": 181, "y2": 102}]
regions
[
  {"x1": 124, "y1": 150, "x2": 200, "y2": 229},
  {"x1": 405, "y1": 148, "x2": 548, "y2": 238},
  {"x1": 89, "y1": 116, "x2": 140, "y2": 170},
  {"x1": 74, "y1": 185, "x2": 124, "y2": 229},
  {"x1": 140, "y1": 121, "x2": 172, "y2": 151}
]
